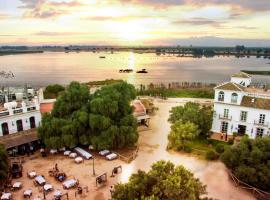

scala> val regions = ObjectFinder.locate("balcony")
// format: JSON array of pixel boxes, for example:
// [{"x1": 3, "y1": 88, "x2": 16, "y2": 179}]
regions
[
  {"x1": 219, "y1": 114, "x2": 232, "y2": 121},
  {"x1": 254, "y1": 120, "x2": 269, "y2": 127}
]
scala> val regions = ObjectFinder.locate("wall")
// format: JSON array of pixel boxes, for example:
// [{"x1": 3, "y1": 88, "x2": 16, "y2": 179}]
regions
[{"x1": 212, "y1": 102, "x2": 270, "y2": 138}]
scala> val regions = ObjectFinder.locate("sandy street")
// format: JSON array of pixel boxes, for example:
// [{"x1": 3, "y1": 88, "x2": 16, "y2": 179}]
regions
[{"x1": 11, "y1": 98, "x2": 254, "y2": 200}]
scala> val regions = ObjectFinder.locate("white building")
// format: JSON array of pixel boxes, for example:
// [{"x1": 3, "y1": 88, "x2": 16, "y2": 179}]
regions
[
  {"x1": 211, "y1": 72, "x2": 270, "y2": 139},
  {"x1": 0, "y1": 97, "x2": 41, "y2": 137}
]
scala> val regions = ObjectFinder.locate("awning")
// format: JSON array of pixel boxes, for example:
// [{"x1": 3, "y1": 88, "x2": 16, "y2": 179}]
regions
[
  {"x1": 136, "y1": 115, "x2": 150, "y2": 122},
  {"x1": 0, "y1": 129, "x2": 38, "y2": 149}
]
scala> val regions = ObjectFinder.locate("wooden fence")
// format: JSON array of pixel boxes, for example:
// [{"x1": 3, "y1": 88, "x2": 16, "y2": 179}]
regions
[
  {"x1": 229, "y1": 171, "x2": 270, "y2": 200},
  {"x1": 115, "y1": 146, "x2": 139, "y2": 163}
]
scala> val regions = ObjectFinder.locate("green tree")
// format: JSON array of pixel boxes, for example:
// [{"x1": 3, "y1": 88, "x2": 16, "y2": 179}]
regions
[
  {"x1": 168, "y1": 102, "x2": 213, "y2": 137},
  {"x1": 44, "y1": 84, "x2": 65, "y2": 99},
  {"x1": 112, "y1": 160, "x2": 208, "y2": 200},
  {"x1": 168, "y1": 120, "x2": 200, "y2": 150},
  {"x1": 220, "y1": 137, "x2": 270, "y2": 190},
  {"x1": 38, "y1": 81, "x2": 138, "y2": 150},
  {"x1": 0, "y1": 144, "x2": 9, "y2": 184}
]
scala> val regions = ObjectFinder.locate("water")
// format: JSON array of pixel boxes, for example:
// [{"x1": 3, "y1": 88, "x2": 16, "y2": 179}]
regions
[{"x1": 0, "y1": 51, "x2": 269, "y2": 87}]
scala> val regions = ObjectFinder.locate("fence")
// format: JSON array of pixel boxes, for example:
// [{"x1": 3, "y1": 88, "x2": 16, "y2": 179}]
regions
[
  {"x1": 116, "y1": 146, "x2": 139, "y2": 163},
  {"x1": 229, "y1": 171, "x2": 270, "y2": 200}
]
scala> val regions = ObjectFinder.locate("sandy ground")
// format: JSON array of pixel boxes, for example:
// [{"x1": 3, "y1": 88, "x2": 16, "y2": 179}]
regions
[{"x1": 11, "y1": 98, "x2": 254, "y2": 200}]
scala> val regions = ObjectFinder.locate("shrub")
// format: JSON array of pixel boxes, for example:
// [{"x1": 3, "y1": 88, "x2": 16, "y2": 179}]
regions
[
  {"x1": 205, "y1": 150, "x2": 219, "y2": 160},
  {"x1": 215, "y1": 143, "x2": 225, "y2": 154},
  {"x1": 228, "y1": 138, "x2": 234, "y2": 145},
  {"x1": 183, "y1": 144, "x2": 192, "y2": 153}
]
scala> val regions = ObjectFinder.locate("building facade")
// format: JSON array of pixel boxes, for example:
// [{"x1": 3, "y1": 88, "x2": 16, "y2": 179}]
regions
[
  {"x1": 211, "y1": 72, "x2": 270, "y2": 139},
  {"x1": 0, "y1": 97, "x2": 41, "y2": 137}
]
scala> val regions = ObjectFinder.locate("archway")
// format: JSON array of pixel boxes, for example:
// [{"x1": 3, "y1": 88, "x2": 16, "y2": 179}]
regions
[{"x1": 1, "y1": 123, "x2": 9, "y2": 135}]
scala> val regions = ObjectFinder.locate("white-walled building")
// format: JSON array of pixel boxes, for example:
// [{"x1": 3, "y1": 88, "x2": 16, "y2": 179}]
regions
[
  {"x1": 211, "y1": 72, "x2": 270, "y2": 139},
  {"x1": 0, "y1": 97, "x2": 41, "y2": 137}
]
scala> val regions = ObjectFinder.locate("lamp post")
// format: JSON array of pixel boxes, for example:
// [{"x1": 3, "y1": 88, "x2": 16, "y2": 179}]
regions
[{"x1": 92, "y1": 156, "x2": 95, "y2": 176}]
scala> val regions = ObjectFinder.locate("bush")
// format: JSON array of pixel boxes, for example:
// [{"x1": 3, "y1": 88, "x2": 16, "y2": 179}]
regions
[
  {"x1": 183, "y1": 144, "x2": 192, "y2": 153},
  {"x1": 215, "y1": 143, "x2": 225, "y2": 154},
  {"x1": 228, "y1": 138, "x2": 234, "y2": 145},
  {"x1": 205, "y1": 150, "x2": 219, "y2": 160}
]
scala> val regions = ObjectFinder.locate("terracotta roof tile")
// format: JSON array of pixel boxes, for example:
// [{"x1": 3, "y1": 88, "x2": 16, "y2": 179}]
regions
[
  {"x1": 241, "y1": 96, "x2": 270, "y2": 110},
  {"x1": 215, "y1": 82, "x2": 244, "y2": 91}
]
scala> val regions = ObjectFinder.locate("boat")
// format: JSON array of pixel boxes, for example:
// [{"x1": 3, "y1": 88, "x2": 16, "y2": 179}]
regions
[
  {"x1": 99, "y1": 56, "x2": 106, "y2": 59},
  {"x1": 119, "y1": 69, "x2": 133, "y2": 73},
  {"x1": 136, "y1": 69, "x2": 148, "y2": 73}
]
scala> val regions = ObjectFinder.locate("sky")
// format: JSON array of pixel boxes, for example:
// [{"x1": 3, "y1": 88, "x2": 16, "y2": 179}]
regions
[{"x1": 0, "y1": 0, "x2": 270, "y2": 46}]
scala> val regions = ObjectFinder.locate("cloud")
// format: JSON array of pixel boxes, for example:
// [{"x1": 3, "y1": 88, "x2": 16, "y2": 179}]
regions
[
  {"x1": 19, "y1": 0, "x2": 83, "y2": 19},
  {"x1": 172, "y1": 17, "x2": 224, "y2": 27},
  {"x1": 115, "y1": 0, "x2": 270, "y2": 12},
  {"x1": 83, "y1": 15, "x2": 151, "y2": 22}
]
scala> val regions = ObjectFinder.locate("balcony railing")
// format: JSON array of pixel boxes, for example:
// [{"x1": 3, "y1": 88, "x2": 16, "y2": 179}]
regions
[
  {"x1": 254, "y1": 120, "x2": 269, "y2": 127},
  {"x1": 219, "y1": 114, "x2": 232, "y2": 120}
]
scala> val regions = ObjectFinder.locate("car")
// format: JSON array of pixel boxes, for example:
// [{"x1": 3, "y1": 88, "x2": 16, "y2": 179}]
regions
[
  {"x1": 99, "y1": 150, "x2": 110, "y2": 156},
  {"x1": 106, "y1": 153, "x2": 118, "y2": 160}
]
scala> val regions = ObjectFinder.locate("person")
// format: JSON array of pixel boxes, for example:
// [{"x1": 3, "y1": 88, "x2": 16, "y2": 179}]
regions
[
  {"x1": 221, "y1": 132, "x2": 224, "y2": 140},
  {"x1": 55, "y1": 163, "x2": 58, "y2": 172},
  {"x1": 109, "y1": 186, "x2": 114, "y2": 197}
]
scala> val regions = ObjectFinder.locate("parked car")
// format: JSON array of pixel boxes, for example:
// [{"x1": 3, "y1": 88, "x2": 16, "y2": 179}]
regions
[
  {"x1": 106, "y1": 153, "x2": 118, "y2": 160},
  {"x1": 99, "y1": 150, "x2": 110, "y2": 156}
]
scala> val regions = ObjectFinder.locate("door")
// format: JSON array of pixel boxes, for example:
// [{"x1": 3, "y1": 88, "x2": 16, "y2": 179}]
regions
[
  {"x1": 1, "y1": 123, "x2": 9, "y2": 135},
  {"x1": 238, "y1": 125, "x2": 246, "y2": 135},
  {"x1": 16, "y1": 120, "x2": 23, "y2": 132},
  {"x1": 29, "y1": 117, "x2": 36, "y2": 129}
]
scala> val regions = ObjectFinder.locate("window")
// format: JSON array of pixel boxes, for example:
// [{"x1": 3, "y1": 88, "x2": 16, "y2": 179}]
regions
[
  {"x1": 218, "y1": 91, "x2": 224, "y2": 101},
  {"x1": 224, "y1": 109, "x2": 229, "y2": 118},
  {"x1": 231, "y1": 93, "x2": 238, "y2": 103},
  {"x1": 259, "y1": 114, "x2": 266, "y2": 124},
  {"x1": 221, "y1": 122, "x2": 228, "y2": 133},
  {"x1": 240, "y1": 111, "x2": 248, "y2": 122},
  {"x1": 256, "y1": 128, "x2": 264, "y2": 137}
]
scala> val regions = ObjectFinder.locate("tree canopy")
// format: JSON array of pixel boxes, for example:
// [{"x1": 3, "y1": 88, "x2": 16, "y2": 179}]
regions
[
  {"x1": 168, "y1": 120, "x2": 200, "y2": 151},
  {"x1": 38, "y1": 81, "x2": 138, "y2": 150},
  {"x1": 0, "y1": 144, "x2": 8, "y2": 184},
  {"x1": 44, "y1": 84, "x2": 65, "y2": 99},
  {"x1": 220, "y1": 137, "x2": 270, "y2": 191},
  {"x1": 112, "y1": 160, "x2": 208, "y2": 200},
  {"x1": 168, "y1": 102, "x2": 213, "y2": 137}
]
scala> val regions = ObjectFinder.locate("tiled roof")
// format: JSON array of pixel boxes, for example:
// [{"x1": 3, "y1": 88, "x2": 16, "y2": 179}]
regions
[
  {"x1": 241, "y1": 96, "x2": 270, "y2": 110},
  {"x1": 231, "y1": 72, "x2": 251, "y2": 78},
  {"x1": 40, "y1": 102, "x2": 54, "y2": 114},
  {"x1": 215, "y1": 82, "x2": 245, "y2": 91},
  {"x1": 0, "y1": 129, "x2": 38, "y2": 149}
]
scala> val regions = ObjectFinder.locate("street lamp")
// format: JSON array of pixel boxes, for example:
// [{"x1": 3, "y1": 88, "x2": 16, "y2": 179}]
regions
[{"x1": 92, "y1": 156, "x2": 96, "y2": 176}]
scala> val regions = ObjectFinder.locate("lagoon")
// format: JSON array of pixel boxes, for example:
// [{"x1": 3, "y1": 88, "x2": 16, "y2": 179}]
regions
[{"x1": 0, "y1": 51, "x2": 269, "y2": 87}]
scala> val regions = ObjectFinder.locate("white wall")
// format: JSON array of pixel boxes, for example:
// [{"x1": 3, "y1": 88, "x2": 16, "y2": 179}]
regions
[
  {"x1": 0, "y1": 111, "x2": 41, "y2": 136},
  {"x1": 212, "y1": 102, "x2": 270, "y2": 138},
  {"x1": 231, "y1": 77, "x2": 251, "y2": 87},
  {"x1": 214, "y1": 89, "x2": 244, "y2": 105}
]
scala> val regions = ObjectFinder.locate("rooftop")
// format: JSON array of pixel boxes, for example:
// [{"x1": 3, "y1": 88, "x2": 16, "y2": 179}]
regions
[
  {"x1": 241, "y1": 96, "x2": 270, "y2": 110},
  {"x1": 231, "y1": 72, "x2": 251, "y2": 78},
  {"x1": 215, "y1": 82, "x2": 245, "y2": 91},
  {"x1": 40, "y1": 102, "x2": 54, "y2": 114}
]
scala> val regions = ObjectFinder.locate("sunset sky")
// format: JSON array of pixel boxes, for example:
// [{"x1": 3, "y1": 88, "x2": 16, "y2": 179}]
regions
[{"x1": 0, "y1": 0, "x2": 270, "y2": 46}]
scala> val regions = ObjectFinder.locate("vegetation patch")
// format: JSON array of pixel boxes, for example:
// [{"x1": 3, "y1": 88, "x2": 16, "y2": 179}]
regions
[
  {"x1": 241, "y1": 70, "x2": 270, "y2": 76},
  {"x1": 44, "y1": 84, "x2": 65, "y2": 99},
  {"x1": 137, "y1": 88, "x2": 214, "y2": 98},
  {"x1": 112, "y1": 160, "x2": 210, "y2": 200},
  {"x1": 0, "y1": 144, "x2": 8, "y2": 188},
  {"x1": 38, "y1": 81, "x2": 138, "y2": 150},
  {"x1": 220, "y1": 137, "x2": 270, "y2": 191}
]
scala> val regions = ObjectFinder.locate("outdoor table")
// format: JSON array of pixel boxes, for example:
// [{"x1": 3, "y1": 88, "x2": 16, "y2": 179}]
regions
[
  {"x1": 69, "y1": 152, "x2": 77, "y2": 158},
  {"x1": 1, "y1": 193, "x2": 11, "y2": 200},
  {"x1": 28, "y1": 171, "x2": 37, "y2": 178},
  {"x1": 63, "y1": 150, "x2": 71, "y2": 156},
  {"x1": 13, "y1": 181, "x2": 22, "y2": 189},
  {"x1": 75, "y1": 157, "x2": 83, "y2": 163},
  {"x1": 50, "y1": 149, "x2": 58, "y2": 154},
  {"x1": 54, "y1": 190, "x2": 62, "y2": 198},
  {"x1": 35, "y1": 175, "x2": 46, "y2": 185},
  {"x1": 23, "y1": 189, "x2": 32, "y2": 197},
  {"x1": 63, "y1": 179, "x2": 77, "y2": 189},
  {"x1": 44, "y1": 184, "x2": 53, "y2": 192}
]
